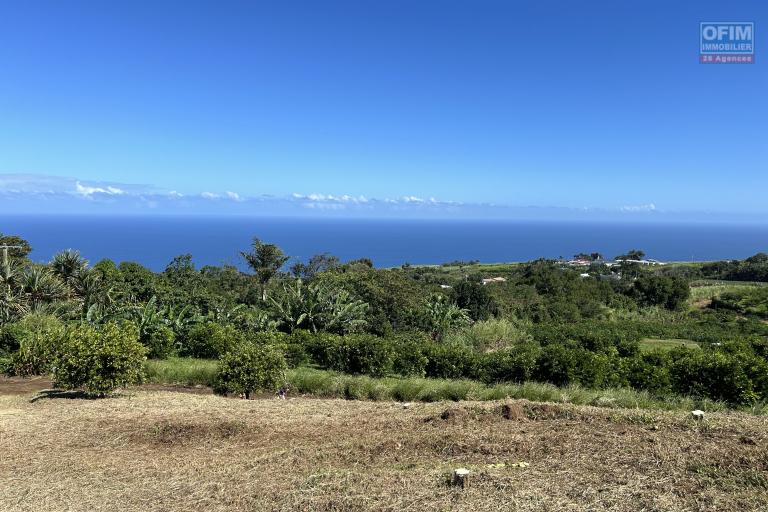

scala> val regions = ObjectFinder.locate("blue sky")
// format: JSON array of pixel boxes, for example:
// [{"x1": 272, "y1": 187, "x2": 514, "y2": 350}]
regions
[{"x1": 0, "y1": 0, "x2": 766, "y2": 218}]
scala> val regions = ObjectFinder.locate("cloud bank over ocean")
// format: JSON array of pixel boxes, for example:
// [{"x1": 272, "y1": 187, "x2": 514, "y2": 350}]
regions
[{"x1": 0, "y1": 173, "x2": 759, "y2": 222}]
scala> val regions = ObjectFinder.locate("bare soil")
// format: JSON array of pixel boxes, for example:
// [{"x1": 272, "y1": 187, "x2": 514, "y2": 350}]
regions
[{"x1": 2, "y1": 390, "x2": 767, "y2": 511}]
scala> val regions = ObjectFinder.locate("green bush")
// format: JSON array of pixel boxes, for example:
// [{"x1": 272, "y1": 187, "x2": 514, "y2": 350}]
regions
[
  {"x1": 445, "y1": 318, "x2": 532, "y2": 353},
  {"x1": 247, "y1": 331, "x2": 308, "y2": 368},
  {"x1": 392, "y1": 340, "x2": 429, "y2": 377},
  {"x1": 181, "y1": 321, "x2": 243, "y2": 359},
  {"x1": 53, "y1": 322, "x2": 147, "y2": 396},
  {"x1": 327, "y1": 334, "x2": 395, "y2": 377},
  {"x1": 6, "y1": 314, "x2": 64, "y2": 376},
  {"x1": 480, "y1": 342, "x2": 541, "y2": 384},
  {"x1": 141, "y1": 324, "x2": 176, "y2": 359},
  {"x1": 535, "y1": 344, "x2": 629, "y2": 389},
  {"x1": 669, "y1": 349, "x2": 768, "y2": 405},
  {"x1": 625, "y1": 352, "x2": 672, "y2": 394},
  {"x1": 424, "y1": 343, "x2": 480, "y2": 380},
  {"x1": 214, "y1": 344, "x2": 287, "y2": 398}
]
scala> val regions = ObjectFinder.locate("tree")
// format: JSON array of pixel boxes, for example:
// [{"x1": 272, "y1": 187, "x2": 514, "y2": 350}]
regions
[
  {"x1": 50, "y1": 249, "x2": 88, "y2": 285},
  {"x1": 241, "y1": 239, "x2": 288, "y2": 301},
  {"x1": 616, "y1": 249, "x2": 646, "y2": 261},
  {"x1": 214, "y1": 344, "x2": 287, "y2": 399},
  {"x1": 20, "y1": 267, "x2": 67, "y2": 311},
  {"x1": 452, "y1": 280, "x2": 498, "y2": 321},
  {"x1": 0, "y1": 233, "x2": 32, "y2": 260},
  {"x1": 291, "y1": 253, "x2": 340, "y2": 280},
  {"x1": 630, "y1": 275, "x2": 690, "y2": 310},
  {"x1": 53, "y1": 322, "x2": 147, "y2": 396}
]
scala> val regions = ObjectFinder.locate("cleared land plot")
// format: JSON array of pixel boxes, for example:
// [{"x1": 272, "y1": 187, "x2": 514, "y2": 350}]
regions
[
  {"x1": 2, "y1": 391, "x2": 767, "y2": 512},
  {"x1": 639, "y1": 338, "x2": 700, "y2": 352}
]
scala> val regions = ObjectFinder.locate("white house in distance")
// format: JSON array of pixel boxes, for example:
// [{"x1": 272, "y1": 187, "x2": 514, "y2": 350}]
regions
[{"x1": 481, "y1": 277, "x2": 506, "y2": 285}]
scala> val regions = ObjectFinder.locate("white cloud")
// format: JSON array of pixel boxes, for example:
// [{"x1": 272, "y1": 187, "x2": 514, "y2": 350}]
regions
[
  {"x1": 292, "y1": 193, "x2": 368, "y2": 204},
  {"x1": 75, "y1": 181, "x2": 125, "y2": 197},
  {"x1": 620, "y1": 203, "x2": 656, "y2": 212},
  {"x1": 225, "y1": 191, "x2": 243, "y2": 202},
  {"x1": 201, "y1": 192, "x2": 220, "y2": 199}
]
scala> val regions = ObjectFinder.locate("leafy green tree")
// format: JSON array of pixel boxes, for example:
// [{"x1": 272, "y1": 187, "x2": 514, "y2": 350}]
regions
[
  {"x1": 181, "y1": 321, "x2": 244, "y2": 359},
  {"x1": 118, "y1": 262, "x2": 157, "y2": 302},
  {"x1": 453, "y1": 280, "x2": 498, "y2": 321},
  {"x1": 241, "y1": 238, "x2": 289, "y2": 301},
  {"x1": 631, "y1": 275, "x2": 690, "y2": 310},
  {"x1": 214, "y1": 344, "x2": 287, "y2": 399},
  {"x1": 53, "y1": 322, "x2": 147, "y2": 396},
  {"x1": 616, "y1": 249, "x2": 646, "y2": 260},
  {"x1": 291, "y1": 253, "x2": 340, "y2": 280},
  {"x1": 0, "y1": 233, "x2": 32, "y2": 260},
  {"x1": 4, "y1": 314, "x2": 64, "y2": 376}
]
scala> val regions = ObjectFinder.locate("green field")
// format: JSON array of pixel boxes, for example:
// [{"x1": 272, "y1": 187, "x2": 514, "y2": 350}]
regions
[{"x1": 639, "y1": 338, "x2": 700, "y2": 353}]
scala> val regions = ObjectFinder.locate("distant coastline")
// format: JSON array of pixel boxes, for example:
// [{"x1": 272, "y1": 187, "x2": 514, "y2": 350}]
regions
[{"x1": 2, "y1": 215, "x2": 766, "y2": 271}]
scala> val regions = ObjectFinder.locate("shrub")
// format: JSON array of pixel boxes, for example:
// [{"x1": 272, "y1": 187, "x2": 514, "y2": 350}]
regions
[
  {"x1": 141, "y1": 324, "x2": 176, "y2": 359},
  {"x1": 246, "y1": 331, "x2": 308, "y2": 368},
  {"x1": 424, "y1": 343, "x2": 480, "y2": 380},
  {"x1": 669, "y1": 349, "x2": 768, "y2": 405},
  {"x1": 480, "y1": 342, "x2": 541, "y2": 384},
  {"x1": 625, "y1": 352, "x2": 672, "y2": 394},
  {"x1": 392, "y1": 340, "x2": 429, "y2": 377},
  {"x1": 445, "y1": 318, "x2": 532, "y2": 353},
  {"x1": 533, "y1": 344, "x2": 619, "y2": 388},
  {"x1": 181, "y1": 321, "x2": 243, "y2": 359},
  {"x1": 214, "y1": 344, "x2": 287, "y2": 398},
  {"x1": 5, "y1": 314, "x2": 64, "y2": 376},
  {"x1": 327, "y1": 334, "x2": 395, "y2": 377},
  {"x1": 53, "y1": 322, "x2": 147, "y2": 396}
]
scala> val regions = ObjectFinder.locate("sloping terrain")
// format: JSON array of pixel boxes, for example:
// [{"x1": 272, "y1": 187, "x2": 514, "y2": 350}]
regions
[{"x1": 1, "y1": 391, "x2": 767, "y2": 511}]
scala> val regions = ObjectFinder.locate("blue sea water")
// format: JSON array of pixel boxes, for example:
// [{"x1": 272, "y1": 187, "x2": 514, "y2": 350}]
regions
[{"x1": 2, "y1": 215, "x2": 767, "y2": 271}]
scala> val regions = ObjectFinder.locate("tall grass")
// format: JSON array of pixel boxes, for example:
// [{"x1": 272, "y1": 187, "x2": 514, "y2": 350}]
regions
[
  {"x1": 284, "y1": 367, "x2": 740, "y2": 413},
  {"x1": 144, "y1": 357, "x2": 219, "y2": 386},
  {"x1": 143, "y1": 358, "x2": 762, "y2": 414}
]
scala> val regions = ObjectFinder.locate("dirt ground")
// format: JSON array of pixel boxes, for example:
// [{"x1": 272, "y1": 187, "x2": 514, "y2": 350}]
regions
[{"x1": 1, "y1": 389, "x2": 767, "y2": 512}]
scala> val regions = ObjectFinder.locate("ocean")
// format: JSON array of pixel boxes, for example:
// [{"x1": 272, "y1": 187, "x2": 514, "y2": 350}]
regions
[{"x1": 2, "y1": 215, "x2": 767, "y2": 271}]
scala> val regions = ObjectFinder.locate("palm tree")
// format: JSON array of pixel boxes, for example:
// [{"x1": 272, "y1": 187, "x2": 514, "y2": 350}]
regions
[
  {"x1": 50, "y1": 249, "x2": 88, "y2": 286},
  {"x1": 0, "y1": 288, "x2": 28, "y2": 324},
  {"x1": 21, "y1": 266, "x2": 68, "y2": 310},
  {"x1": 73, "y1": 269, "x2": 111, "y2": 314}
]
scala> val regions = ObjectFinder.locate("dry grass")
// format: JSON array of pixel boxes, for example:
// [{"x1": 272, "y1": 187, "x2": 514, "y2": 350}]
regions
[{"x1": 2, "y1": 390, "x2": 767, "y2": 512}]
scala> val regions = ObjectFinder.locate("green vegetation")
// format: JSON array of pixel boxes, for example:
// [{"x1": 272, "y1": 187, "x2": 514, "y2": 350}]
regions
[
  {"x1": 144, "y1": 357, "x2": 219, "y2": 386},
  {"x1": 639, "y1": 338, "x2": 700, "y2": 353},
  {"x1": 53, "y1": 322, "x2": 147, "y2": 396},
  {"x1": 2, "y1": 231, "x2": 768, "y2": 409},
  {"x1": 214, "y1": 344, "x2": 286, "y2": 398}
]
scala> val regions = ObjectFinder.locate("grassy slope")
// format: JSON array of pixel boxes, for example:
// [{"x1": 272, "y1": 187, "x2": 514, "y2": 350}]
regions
[
  {"x1": 145, "y1": 359, "x2": 756, "y2": 415},
  {"x1": 2, "y1": 390, "x2": 767, "y2": 512}
]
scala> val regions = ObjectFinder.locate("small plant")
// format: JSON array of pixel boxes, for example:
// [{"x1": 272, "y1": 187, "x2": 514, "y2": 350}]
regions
[
  {"x1": 214, "y1": 344, "x2": 287, "y2": 399},
  {"x1": 53, "y1": 322, "x2": 147, "y2": 396}
]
